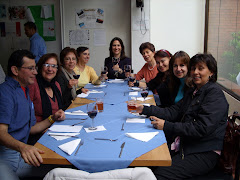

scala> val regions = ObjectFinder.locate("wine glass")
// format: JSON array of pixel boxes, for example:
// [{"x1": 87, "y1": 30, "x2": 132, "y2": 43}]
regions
[
  {"x1": 141, "y1": 87, "x2": 149, "y2": 103},
  {"x1": 112, "y1": 57, "x2": 120, "y2": 65},
  {"x1": 73, "y1": 74, "x2": 80, "y2": 88},
  {"x1": 87, "y1": 103, "x2": 98, "y2": 130},
  {"x1": 124, "y1": 65, "x2": 131, "y2": 80},
  {"x1": 101, "y1": 66, "x2": 108, "y2": 82}
]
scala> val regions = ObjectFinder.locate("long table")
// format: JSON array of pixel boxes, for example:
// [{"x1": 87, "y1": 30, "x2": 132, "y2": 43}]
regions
[{"x1": 34, "y1": 81, "x2": 172, "y2": 171}]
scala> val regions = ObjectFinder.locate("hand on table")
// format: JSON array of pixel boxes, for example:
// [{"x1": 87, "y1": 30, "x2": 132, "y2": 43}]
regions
[
  {"x1": 20, "y1": 144, "x2": 44, "y2": 167},
  {"x1": 53, "y1": 109, "x2": 65, "y2": 121},
  {"x1": 150, "y1": 116, "x2": 165, "y2": 130},
  {"x1": 81, "y1": 88, "x2": 89, "y2": 94}
]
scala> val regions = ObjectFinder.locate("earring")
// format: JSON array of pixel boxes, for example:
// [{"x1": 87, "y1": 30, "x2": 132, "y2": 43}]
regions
[{"x1": 209, "y1": 75, "x2": 212, "y2": 79}]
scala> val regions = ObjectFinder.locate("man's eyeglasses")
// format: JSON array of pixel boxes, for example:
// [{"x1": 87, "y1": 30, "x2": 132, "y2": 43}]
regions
[
  {"x1": 20, "y1": 66, "x2": 38, "y2": 71},
  {"x1": 43, "y1": 64, "x2": 58, "y2": 69}
]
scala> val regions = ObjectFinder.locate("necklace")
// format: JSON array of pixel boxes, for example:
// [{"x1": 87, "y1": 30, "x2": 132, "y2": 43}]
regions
[{"x1": 148, "y1": 64, "x2": 156, "y2": 71}]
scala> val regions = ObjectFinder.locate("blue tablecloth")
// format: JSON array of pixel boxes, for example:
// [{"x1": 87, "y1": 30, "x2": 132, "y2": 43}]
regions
[{"x1": 38, "y1": 80, "x2": 167, "y2": 172}]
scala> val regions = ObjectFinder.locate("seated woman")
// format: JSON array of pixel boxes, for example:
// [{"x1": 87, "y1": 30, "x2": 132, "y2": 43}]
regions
[
  {"x1": 57, "y1": 47, "x2": 88, "y2": 110},
  {"x1": 135, "y1": 42, "x2": 158, "y2": 83},
  {"x1": 135, "y1": 53, "x2": 229, "y2": 179},
  {"x1": 74, "y1": 47, "x2": 106, "y2": 88},
  {"x1": 29, "y1": 53, "x2": 65, "y2": 143},
  {"x1": 104, "y1": 37, "x2": 131, "y2": 79}
]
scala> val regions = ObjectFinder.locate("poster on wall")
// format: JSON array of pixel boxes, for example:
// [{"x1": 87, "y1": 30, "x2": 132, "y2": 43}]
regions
[
  {"x1": 75, "y1": 8, "x2": 104, "y2": 29},
  {"x1": 0, "y1": 5, "x2": 6, "y2": 18},
  {"x1": 43, "y1": 20, "x2": 55, "y2": 37},
  {"x1": 69, "y1": 29, "x2": 89, "y2": 45},
  {"x1": 8, "y1": 6, "x2": 26, "y2": 20}
]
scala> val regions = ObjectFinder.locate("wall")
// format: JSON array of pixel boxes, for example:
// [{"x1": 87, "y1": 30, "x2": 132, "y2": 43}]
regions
[
  {"x1": 0, "y1": 0, "x2": 62, "y2": 72},
  {"x1": 60, "y1": 0, "x2": 131, "y2": 75},
  {"x1": 150, "y1": 0, "x2": 206, "y2": 57}
]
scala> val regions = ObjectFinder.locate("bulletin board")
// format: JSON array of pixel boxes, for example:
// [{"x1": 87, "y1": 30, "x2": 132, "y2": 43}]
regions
[{"x1": 28, "y1": 5, "x2": 56, "y2": 41}]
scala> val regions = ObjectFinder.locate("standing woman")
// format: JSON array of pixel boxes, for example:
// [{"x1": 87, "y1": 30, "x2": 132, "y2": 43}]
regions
[
  {"x1": 74, "y1": 47, "x2": 104, "y2": 88},
  {"x1": 57, "y1": 47, "x2": 88, "y2": 110},
  {"x1": 135, "y1": 42, "x2": 158, "y2": 83},
  {"x1": 136, "y1": 54, "x2": 229, "y2": 179},
  {"x1": 104, "y1": 37, "x2": 131, "y2": 79}
]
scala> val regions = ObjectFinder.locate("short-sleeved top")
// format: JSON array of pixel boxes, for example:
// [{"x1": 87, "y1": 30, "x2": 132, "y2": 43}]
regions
[
  {"x1": 30, "y1": 32, "x2": 47, "y2": 63},
  {"x1": 135, "y1": 63, "x2": 158, "y2": 83},
  {"x1": 29, "y1": 78, "x2": 61, "y2": 122},
  {"x1": 104, "y1": 57, "x2": 131, "y2": 79},
  {"x1": 73, "y1": 65, "x2": 101, "y2": 88},
  {"x1": 0, "y1": 77, "x2": 36, "y2": 143}
]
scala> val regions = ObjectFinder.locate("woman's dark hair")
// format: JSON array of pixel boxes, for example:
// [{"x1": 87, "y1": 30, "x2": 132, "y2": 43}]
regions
[
  {"x1": 168, "y1": 51, "x2": 191, "y2": 93},
  {"x1": 139, "y1": 42, "x2": 155, "y2": 54},
  {"x1": 37, "y1": 53, "x2": 61, "y2": 77},
  {"x1": 60, "y1": 47, "x2": 77, "y2": 66},
  {"x1": 154, "y1": 49, "x2": 172, "y2": 59},
  {"x1": 109, "y1": 37, "x2": 126, "y2": 59},
  {"x1": 76, "y1": 47, "x2": 89, "y2": 64},
  {"x1": 189, "y1": 53, "x2": 217, "y2": 82},
  {"x1": 7, "y1": 49, "x2": 35, "y2": 77}
]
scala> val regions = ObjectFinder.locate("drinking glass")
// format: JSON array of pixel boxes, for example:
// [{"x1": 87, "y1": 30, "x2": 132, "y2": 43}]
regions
[
  {"x1": 87, "y1": 103, "x2": 98, "y2": 130},
  {"x1": 96, "y1": 98, "x2": 104, "y2": 112},
  {"x1": 101, "y1": 66, "x2": 108, "y2": 82},
  {"x1": 112, "y1": 57, "x2": 120, "y2": 65},
  {"x1": 73, "y1": 74, "x2": 80, "y2": 88},
  {"x1": 127, "y1": 96, "x2": 137, "y2": 113},
  {"x1": 124, "y1": 65, "x2": 131, "y2": 79},
  {"x1": 141, "y1": 87, "x2": 149, "y2": 103}
]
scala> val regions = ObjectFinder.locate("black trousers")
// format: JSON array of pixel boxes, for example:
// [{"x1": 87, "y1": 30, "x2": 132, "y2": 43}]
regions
[{"x1": 153, "y1": 151, "x2": 219, "y2": 180}]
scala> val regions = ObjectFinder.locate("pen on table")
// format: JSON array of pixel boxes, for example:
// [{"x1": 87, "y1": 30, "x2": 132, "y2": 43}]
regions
[{"x1": 119, "y1": 142, "x2": 125, "y2": 158}]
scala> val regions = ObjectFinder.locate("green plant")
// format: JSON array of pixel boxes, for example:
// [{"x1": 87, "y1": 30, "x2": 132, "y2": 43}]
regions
[{"x1": 222, "y1": 32, "x2": 240, "y2": 83}]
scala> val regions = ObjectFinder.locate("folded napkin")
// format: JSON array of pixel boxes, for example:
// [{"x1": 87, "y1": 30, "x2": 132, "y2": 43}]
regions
[
  {"x1": 84, "y1": 125, "x2": 106, "y2": 133},
  {"x1": 58, "y1": 139, "x2": 81, "y2": 155},
  {"x1": 126, "y1": 118, "x2": 145, "y2": 123},
  {"x1": 49, "y1": 125, "x2": 83, "y2": 132},
  {"x1": 129, "y1": 92, "x2": 138, "y2": 96},
  {"x1": 126, "y1": 132, "x2": 159, "y2": 142},
  {"x1": 65, "y1": 110, "x2": 88, "y2": 116},
  {"x1": 108, "y1": 79, "x2": 124, "y2": 83},
  {"x1": 136, "y1": 97, "x2": 153, "y2": 101},
  {"x1": 130, "y1": 87, "x2": 141, "y2": 91},
  {"x1": 48, "y1": 132, "x2": 80, "y2": 141},
  {"x1": 77, "y1": 91, "x2": 90, "y2": 98}
]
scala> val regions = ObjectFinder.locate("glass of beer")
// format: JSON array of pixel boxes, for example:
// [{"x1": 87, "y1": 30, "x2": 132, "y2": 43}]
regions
[
  {"x1": 96, "y1": 98, "x2": 104, "y2": 112},
  {"x1": 127, "y1": 96, "x2": 137, "y2": 113}
]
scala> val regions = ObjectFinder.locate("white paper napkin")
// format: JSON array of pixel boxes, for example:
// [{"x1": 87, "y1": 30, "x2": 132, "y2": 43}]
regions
[
  {"x1": 84, "y1": 125, "x2": 106, "y2": 133},
  {"x1": 126, "y1": 118, "x2": 145, "y2": 123},
  {"x1": 65, "y1": 110, "x2": 88, "y2": 116},
  {"x1": 49, "y1": 125, "x2": 83, "y2": 132},
  {"x1": 93, "y1": 85, "x2": 106, "y2": 87},
  {"x1": 48, "y1": 132, "x2": 80, "y2": 141},
  {"x1": 130, "y1": 87, "x2": 141, "y2": 91},
  {"x1": 136, "y1": 97, "x2": 153, "y2": 101},
  {"x1": 58, "y1": 139, "x2": 81, "y2": 155},
  {"x1": 77, "y1": 91, "x2": 90, "y2": 98},
  {"x1": 89, "y1": 90, "x2": 104, "y2": 93},
  {"x1": 126, "y1": 132, "x2": 159, "y2": 142},
  {"x1": 108, "y1": 79, "x2": 124, "y2": 83},
  {"x1": 129, "y1": 92, "x2": 138, "y2": 96}
]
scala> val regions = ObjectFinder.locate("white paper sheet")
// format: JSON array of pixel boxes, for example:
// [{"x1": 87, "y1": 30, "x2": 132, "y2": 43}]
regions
[
  {"x1": 126, "y1": 118, "x2": 145, "y2": 123},
  {"x1": 49, "y1": 125, "x2": 83, "y2": 132},
  {"x1": 48, "y1": 132, "x2": 80, "y2": 141},
  {"x1": 84, "y1": 125, "x2": 106, "y2": 133},
  {"x1": 65, "y1": 110, "x2": 88, "y2": 116}
]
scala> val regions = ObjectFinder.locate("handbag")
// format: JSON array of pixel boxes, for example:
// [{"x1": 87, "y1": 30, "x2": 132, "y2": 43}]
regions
[{"x1": 219, "y1": 111, "x2": 240, "y2": 179}]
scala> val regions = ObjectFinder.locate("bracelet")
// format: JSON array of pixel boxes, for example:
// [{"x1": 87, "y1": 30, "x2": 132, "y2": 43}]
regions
[{"x1": 48, "y1": 115, "x2": 55, "y2": 124}]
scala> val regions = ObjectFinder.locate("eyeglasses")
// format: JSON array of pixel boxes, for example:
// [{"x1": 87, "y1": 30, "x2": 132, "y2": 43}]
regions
[
  {"x1": 64, "y1": 57, "x2": 77, "y2": 61},
  {"x1": 20, "y1": 66, "x2": 38, "y2": 71},
  {"x1": 43, "y1": 64, "x2": 58, "y2": 69}
]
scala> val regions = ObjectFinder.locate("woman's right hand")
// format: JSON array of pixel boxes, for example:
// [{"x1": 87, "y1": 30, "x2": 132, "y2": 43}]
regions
[
  {"x1": 135, "y1": 103, "x2": 144, "y2": 113},
  {"x1": 68, "y1": 79, "x2": 78, "y2": 88}
]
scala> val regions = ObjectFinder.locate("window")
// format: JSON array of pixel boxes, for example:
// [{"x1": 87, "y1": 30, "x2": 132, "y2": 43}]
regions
[{"x1": 206, "y1": 0, "x2": 240, "y2": 100}]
